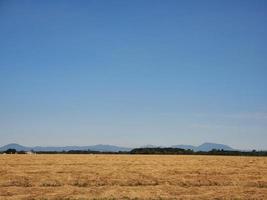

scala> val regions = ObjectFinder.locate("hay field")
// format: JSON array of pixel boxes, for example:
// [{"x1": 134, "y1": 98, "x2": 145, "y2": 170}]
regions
[{"x1": 0, "y1": 155, "x2": 266, "y2": 200}]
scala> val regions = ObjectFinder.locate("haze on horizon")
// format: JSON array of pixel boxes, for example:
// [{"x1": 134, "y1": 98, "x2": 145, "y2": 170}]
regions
[{"x1": 0, "y1": 0, "x2": 267, "y2": 150}]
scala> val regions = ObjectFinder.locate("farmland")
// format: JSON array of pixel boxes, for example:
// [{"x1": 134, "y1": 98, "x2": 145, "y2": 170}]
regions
[{"x1": 0, "y1": 155, "x2": 266, "y2": 199}]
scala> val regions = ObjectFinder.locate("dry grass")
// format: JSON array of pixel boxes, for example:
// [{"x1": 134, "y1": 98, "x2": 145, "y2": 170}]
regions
[{"x1": 0, "y1": 154, "x2": 266, "y2": 199}]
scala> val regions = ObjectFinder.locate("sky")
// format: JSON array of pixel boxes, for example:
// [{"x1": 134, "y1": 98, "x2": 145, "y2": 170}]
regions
[{"x1": 0, "y1": 0, "x2": 267, "y2": 150}]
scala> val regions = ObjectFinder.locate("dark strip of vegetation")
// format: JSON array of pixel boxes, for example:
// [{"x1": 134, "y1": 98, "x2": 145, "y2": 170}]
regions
[
  {"x1": 129, "y1": 147, "x2": 267, "y2": 156},
  {"x1": 1, "y1": 148, "x2": 267, "y2": 156}
]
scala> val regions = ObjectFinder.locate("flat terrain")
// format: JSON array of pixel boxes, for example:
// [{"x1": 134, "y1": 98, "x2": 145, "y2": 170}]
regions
[{"x1": 0, "y1": 155, "x2": 266, "y2": 200}]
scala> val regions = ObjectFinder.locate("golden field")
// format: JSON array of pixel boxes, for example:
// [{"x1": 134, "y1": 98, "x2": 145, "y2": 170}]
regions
[{"x1": 0, "y1": 154, "x2": 266, "y2": 200}]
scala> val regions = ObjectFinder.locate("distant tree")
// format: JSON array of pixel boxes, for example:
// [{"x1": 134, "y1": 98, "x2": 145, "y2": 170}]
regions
[{"x1": 5, "y1": 149, "x2": 17, "y2": 154}]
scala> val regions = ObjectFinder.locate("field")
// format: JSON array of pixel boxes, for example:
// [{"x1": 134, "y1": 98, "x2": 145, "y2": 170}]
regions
[{"x1": 0, "y1": 155, "x2": 266, "y2": 200}]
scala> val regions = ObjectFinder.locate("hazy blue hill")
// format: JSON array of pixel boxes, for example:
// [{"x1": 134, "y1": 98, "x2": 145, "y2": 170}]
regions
[
  {"x1": 196, "y1": 143, "x2": 234, "y2": 151},
  {"x1": 33, "y1": 145, "x2": 132, "y2": 152},
  {"x1": 33, "y1": 146, "x2": 73, "y2": 152},
  {"x1": 171, "y1": 145, "x2": 197, "y2": 151},
  {"x1": 0, "y1": 143, "x2": 31, "y2": 151},
  {"x1": 171, "y1": 143, "x2": 234, "y2": 151},
  {"x1": 0, "y1": 143, "x2": 132, "y2": 152},
  {"x1": 141, "y1": 145, "x2": 162, "y2": 148},
  {"x1": 0, "y1": 142, "x2": 234, "y2": 152},
  {"x1": 87, "y1": 144, "x2": 132, "y2": 152}
]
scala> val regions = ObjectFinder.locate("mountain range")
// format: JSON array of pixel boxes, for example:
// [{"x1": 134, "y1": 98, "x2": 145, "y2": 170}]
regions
[
  {"x1": 0, "y1": 143, "x2": 132, "y2": 152},
  {"x1": 142, "y1": 143, "x2": 233, "y2": 151},
  {"x1": 171, "y1": 143, "x2": 234, "y2": 151},
  {"x1": 0, "y1": 142, "x2": 234, "y2": 152}
]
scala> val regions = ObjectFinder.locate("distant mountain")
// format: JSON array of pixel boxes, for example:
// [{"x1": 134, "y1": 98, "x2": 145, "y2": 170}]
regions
[
  {"x1": 196, "y1": 143, "x2": 233, "y2": 151},
  {"x1": 0, "y1": 143, "x2": 31, "y2": 152},
  {"x1": 171, "y1": 143, "x2": 234, "y2": 151},
  {"x1": 87, "y1": 144, "x2": 132, "y2": 152},
  {"x1": 171, "y1": 145, "x2": 196, "y2": 151},
  {"x1": 141, "y1": 145, "x2": 162, "y2": 148},
  {"x1": 0, "y1": 142, "x2": 234, "y2": 152},
  {"x1": 0, "y1": 143, "x2": 132, "y2": 152}
]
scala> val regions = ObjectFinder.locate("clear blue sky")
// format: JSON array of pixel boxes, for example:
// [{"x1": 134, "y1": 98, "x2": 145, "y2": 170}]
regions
[{"x1": 0, "y1": 0, "x2": 266, "y2": 149}]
